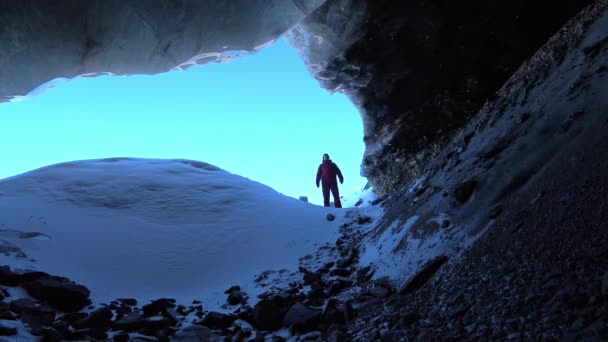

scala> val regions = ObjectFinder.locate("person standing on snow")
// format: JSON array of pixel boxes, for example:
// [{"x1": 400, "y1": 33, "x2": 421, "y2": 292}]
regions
[{"x1": 316, "y1": 153, "x2": 344, "y2": 208}]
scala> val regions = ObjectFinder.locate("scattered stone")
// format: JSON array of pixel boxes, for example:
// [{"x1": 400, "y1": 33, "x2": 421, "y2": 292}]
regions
[
  {"x1": 322, "y1": 300, "x2": 345, "y2": 326},
  {"x1": 354, "y1": 199, "x2": 364, "y2": 206},
  {"x1": 224, "y1": 285, "x2": 241, "y2": 294},
  {"x1": 142, "y1": 298, "x2": 176, "y2": 317},
  {"x1": 253, "y1": 300, "x2": 283, "y2": 331},
  {"x1": 447, "y1": 304, "x2": 470, "y2": 318},
  {"x1": 0, "y1": 324, "x2": 16, "y2": 336},
  {"x1": 330, "y1": 268, "x2": 352, "y2": 277},
  {"x1": 113, "y1": 332, "x2": 130, "y2": 342},
  {"x1": 328, "y1": 278, "x2": 353, "y2": 296},
  {"x1": 227, "y1": 291, "x2": 244, "y2": 305},
  {"x1": 453, "y1": 180, "x2": 478, "y2": 203},
  {"x1": 399, "y1": 256, "x2": 448, "y2": 294},
  {"x1": 172, "y1": 325, "x2": 222, "y2": 341},
  {"x1": 283, "y1": 302, "x2": 321, "y2": 333},
  {"x1": 370, "y1": 197, "x2": 385, "y2": 206},
  {"x1": 22, "y1": 275, "x2": 90, "y2": 312},
  {"x1": 489, "y1": 204, "x2": 503, "y2": 219},
  {"x1": 370, "y1": 285, "x2": 391, "y2": 298},
  {"x1": 326, "y1": 214, "x2": 336, "y2": 222},
  {"x1": 356, "y1": 267, "x2": 372, "y2": 284},
  {"x1": 0, "y1": 302, "x2": 15, "y2": 320},
  {"x1": 197, "y1": 312, "x2": 236, "y2": 330},
  {"x1": 0, "y1": 266, "x2": 20, "y2": 286},
  {"x1": 74, "y1": 307, "x2": 113, "y2": 330},
  {"x1": 117, "y1": 298, "x2": 137, "y2": 306},
  {"x1": 303, "y1": 272, "x2": 321, "y2": 285},
  {"x1": 357, "y1": 216, "x2": 372, "y2": 225},
  {"x1": 9, "y1": 298, "x2": 36, "y2": 314},
  {"x1": 40, "y1": 327, "x2": 64, "y2": 341},
  {"x1": 601, "y1": 272, "x2": 608, "y2": 295}
]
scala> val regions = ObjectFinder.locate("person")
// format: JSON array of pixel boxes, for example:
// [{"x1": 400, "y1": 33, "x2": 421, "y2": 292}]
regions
[{"x1": 316, "y1": 153, "x2": 344, "y2": 208}]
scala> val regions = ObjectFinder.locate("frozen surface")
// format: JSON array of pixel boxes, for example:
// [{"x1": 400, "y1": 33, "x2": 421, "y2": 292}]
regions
[{"x1": 0, "y1": 158, "x2": 342, "y2": 309}]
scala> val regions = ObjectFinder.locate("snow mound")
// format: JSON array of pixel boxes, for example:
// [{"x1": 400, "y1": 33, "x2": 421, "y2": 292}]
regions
[{"x1": 0, "y1": 158, "x2": 341, "y2": 309}]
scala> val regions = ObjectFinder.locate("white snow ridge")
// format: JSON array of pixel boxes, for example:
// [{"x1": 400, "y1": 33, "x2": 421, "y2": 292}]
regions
[{"x1": 0, "y1": 158, "x2": 342, "y2": 310}]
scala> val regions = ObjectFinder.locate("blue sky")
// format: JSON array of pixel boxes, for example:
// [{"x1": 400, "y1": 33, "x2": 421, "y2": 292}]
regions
[{"x1": 0, "y1": 38, "x2": 366, "y2": 205}]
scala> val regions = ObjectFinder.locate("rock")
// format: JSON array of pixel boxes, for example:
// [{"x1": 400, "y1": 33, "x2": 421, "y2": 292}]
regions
[
  {"x1": 322, "y1": 300, "x2": 345, "y2": 326},
  {"x1": 399, "y1": 256, "x2": 448, "y2": 295},
  {"x1": 336, "y1": 257, "x2": 353, "y2": 268},
  {"x1": 142, "y1": 298, "x2": 175, "y2": 317},
  {"x1": 519, "y1": 112, "x2": 532, "y2": 123},
  {"x1": 354, "y1": 199, "x2": 364, "y2": 206},
  {"x1": 253, "y1": 300, "x2": 283, "y2": 331},
  {"x1": 114, "y1": 312, "x2": 171, "y2": 332},
  {"x1": 227, "y1": 291, "x2": 244, "y2": 305},
  {"x1": 162, "y1": 307, "x2": 179, "y2": 326},
  {"x1": 356, "y1": 267, "x2": 373, "y2": 284},
  {"x1": 197, "y1": 312, "x2": 236, "y2": 330},
  {"x1": 601, "y1": 272, "x2": 608, "y2": 295},
  {"x1": 0, "y1": 323, "x2": 16, "y2": 336},
  {"x1": 357, "y1": 216, "x2": 372, "y2": 225},
  {"x1": 328, "y1": 279, "x2": 353, "y2": 296},
  {"x1": 22, "y1": 276, "x2": 90, "y2": 312},
  {"x1": 488, "y1": 204, "x2": 503, "y2": 219},
  {"x1": 370, "y1": 286, "x2": 391, "y2": 298},
  {"x1": 172, "y1": 325, "x2": 222, "y2": 341},
  {"x1": 0, "y1": 266, "x2": 20, "y2": 286},
  {"x1": 453, "y1": 180, "x2": 478, "y2": 203},
  {"x1": 326, "y1": 214, "x2": 336, "y2": 222},
  {"x1": 74, "y1": 307, "x2": 113, "y2": 330},
  {"x1": 0, "y1": 302, "x2": 15, "y2": 320},
  {"x1": 330, "y1": 268, "x2": 352, "y2": 277},
  {"x1": 303, "y1": 272, "x2": 321, "y2": 285},
  {"x1": 113, "y1": 332, "x2": 130, "y2": 342},
  {"x1": 224, "y1": 285, "x2": 241, "y2": 294},
  {"x1": 283, "y1": 302, "x2": 321, "y2": 333},
  {"x1": 299, "y1": 196, "x2": 309, "y2": 202},
  {"x1": 447, "y1": 304, "x2": 470, "y2": 319},
  {"x1": 20, "y1": 304, "x2": 56, "y2": 335},
  {"x1": 117, "y1": 298, "x2": 137, "y2": 306},
  {"x1": 441, "y1": 219, "x2": 451, "y2": 228},
  {"x1": 235, "y1": 305, "x2": 253, "y2": 321},
  {"x1": 327, "y1": 324, "x2": 347, "y2": 342},
  {"x1": 299, "y1": 331, "x2": 322, "y2": 341},
  {"x1": 9, "y1": 298, "x2": 36, "y2": 314},
  {"x1": 370, "y1": 197, "x2": 385, "y2": 206},
  {"x1": 40, "y1": 327, "x2": 64, "y2": 341}
]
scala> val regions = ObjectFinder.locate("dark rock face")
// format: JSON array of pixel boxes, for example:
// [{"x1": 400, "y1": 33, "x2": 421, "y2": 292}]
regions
[{"x1": 288, "y1": 0, "x2": 594, "y2": 194}]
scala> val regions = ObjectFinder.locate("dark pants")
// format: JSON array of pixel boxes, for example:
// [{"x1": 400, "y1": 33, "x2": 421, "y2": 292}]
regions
[{"x1": 322, "y1": 182, "x2": 342, "y2": 208}]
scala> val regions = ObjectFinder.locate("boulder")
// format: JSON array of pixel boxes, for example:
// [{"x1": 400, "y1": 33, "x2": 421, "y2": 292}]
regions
[
  {"x1": 22, "y1": 276, "x2": 90, "y2": 312},
  {"x1": 197, "y1": 312, "x2": 236, "y2": 330},
  {"x1": 172, "y1": 325, "x2": 222, "y2": 341},
  {"x1": 142, "y1": 298, "x2": 176, "y2": 317},
  {"x1": 283, "y1": 302, "x2": 322, "y2": 333},
  {"x1": 252, "y1": 300, "x2": 283, "y2": 331}
]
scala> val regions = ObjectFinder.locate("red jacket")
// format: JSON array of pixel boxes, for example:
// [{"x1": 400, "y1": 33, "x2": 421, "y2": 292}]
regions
[{"x1": 316, "y1": 160, "x2": 344, "y2": 186}]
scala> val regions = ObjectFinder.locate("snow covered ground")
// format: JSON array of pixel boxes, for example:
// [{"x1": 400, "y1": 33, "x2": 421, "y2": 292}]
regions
[{"x1": 0, "y1": 158, "x2": 346, "y2": 310}]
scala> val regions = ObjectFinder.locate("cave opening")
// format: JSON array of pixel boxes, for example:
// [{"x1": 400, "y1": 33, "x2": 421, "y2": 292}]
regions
[{"x1": 0, "y1": 38, "x2": 367, "y2": 205}]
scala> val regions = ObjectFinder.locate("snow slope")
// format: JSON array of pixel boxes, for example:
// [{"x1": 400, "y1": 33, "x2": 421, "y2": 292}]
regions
[{"x1": 0, "y1": 158, "x2": 342, "y2": 309}]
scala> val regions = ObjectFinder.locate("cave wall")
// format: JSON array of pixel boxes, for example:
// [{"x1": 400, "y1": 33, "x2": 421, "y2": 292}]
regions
[
  {"x1": 287, "y1": 0, "x2": 595, "y2": 195},
  {"x1": 0, "y1": 0, "x2": 597, "y2": 197},
  {"x1": 0, "y1": 0, "x2": 325, "y2": 100}
]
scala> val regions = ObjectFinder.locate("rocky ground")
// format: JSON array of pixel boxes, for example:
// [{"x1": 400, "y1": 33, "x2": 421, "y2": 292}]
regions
[{"x1": 0, "y1": 207, "x2": 380, "y2": 341}]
